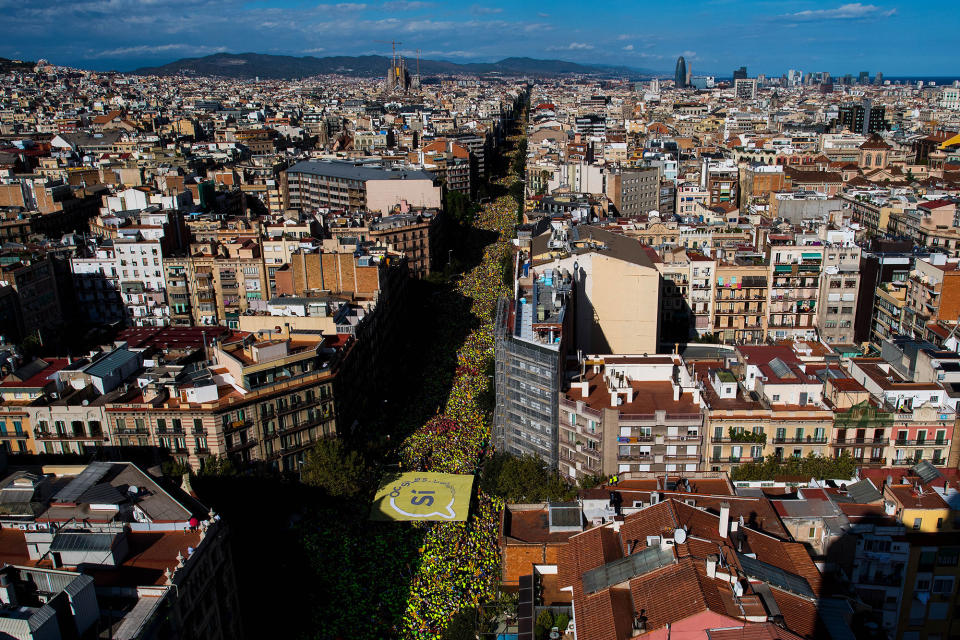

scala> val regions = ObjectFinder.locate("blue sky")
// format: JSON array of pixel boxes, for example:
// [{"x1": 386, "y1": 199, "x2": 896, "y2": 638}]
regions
[{"x1": 0, "y1": 0, "x2": 956, "y2": 75}]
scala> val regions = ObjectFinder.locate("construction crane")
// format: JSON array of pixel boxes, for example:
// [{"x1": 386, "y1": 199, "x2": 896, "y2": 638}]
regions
[{"x1": 374, "y1": 40, "x2": 403, "y2": 68}]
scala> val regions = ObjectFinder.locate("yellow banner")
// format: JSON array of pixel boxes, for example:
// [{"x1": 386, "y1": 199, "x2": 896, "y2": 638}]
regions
[{"x1": 370, "y1": 471, "x2": 475, "y2": 522}]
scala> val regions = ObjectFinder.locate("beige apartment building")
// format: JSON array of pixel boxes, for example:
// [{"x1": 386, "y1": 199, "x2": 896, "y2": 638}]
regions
[
  {"x1": 530, "y1": 225, "x2": 660, "y2": 354},
  {"x1": 767, "y1": 244, "x2": 822, "y2": 342},
  {"x1": 558, "y1": 355, "x2": 704, "y2": 480},
  {"x1": 163, "y1": 244, "x2": 268, "y2": 328},
  {"x1": 713, "y1": 261, "x2": 769, "y2": 344}
]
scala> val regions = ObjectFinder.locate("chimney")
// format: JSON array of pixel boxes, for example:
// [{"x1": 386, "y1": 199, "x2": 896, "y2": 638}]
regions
[
  {"x1": 719, "y1": 502, "x2": 730, "y2": 538},
  {"x1": 706, "y1": 554, "x2": 717, "y2": 579}
]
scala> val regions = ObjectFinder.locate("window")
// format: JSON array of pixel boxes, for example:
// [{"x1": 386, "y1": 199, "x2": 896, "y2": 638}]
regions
[
  {"x1": 913, "y1": 517, "x2": 922, "y2": 530},
  {"x1": 569, "y1": 412, "x2": 576, "y2": 426},
  {"x1": 193, "y1": 418, "x2": 203, "y2": 432},
  {"x1": 808, "y1": 527, "x2": 816, "y2": 538},
  {"x1": 932, "y1": 576, "x2": 954, "y2": 594},
  {"x1": 936, "y1": 548, "x2": 959, "y2": 566}
]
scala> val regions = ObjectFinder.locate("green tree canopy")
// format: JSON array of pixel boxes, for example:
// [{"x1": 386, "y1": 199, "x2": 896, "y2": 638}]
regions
[
  {"x1": 732, "y1": 451, "x2": 857, "y2": 482},
  {"x1": 301, "y1": 438, "x2": 368, "y2": 498},
  {"x1": 481, "y1": 453, "x2": 576, "y2": 502}
]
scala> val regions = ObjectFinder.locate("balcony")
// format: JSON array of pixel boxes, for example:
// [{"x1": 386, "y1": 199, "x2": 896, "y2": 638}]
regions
[
  {"x1": 710, "y1": 456, "x2": 759, "y2": 464},
  {"x1": 893, "y1": 439, "x2": 934, "y2": 446},
  {"x1": 34, "y1": 430, "x2": 105, "y2": 441},
  {"x1": 227, "y1": 437, "x2": 258, "y2": 453},
  {"x1": 891, "y1": 458, "x2": 920, "y2": 466},
  {"x1": 665, "y1": 434, "x2": 702, "y2": 442},
  {"x1": 835, "y1": 437, "x2": 889, "y2": 445},
  {"x1": 617, "y1": 454, "x2": 653, "y2": 462},
  {"x1": 665, "y1": 454, "x2": 701, "y2": 462},
  {"x1": 114, "y1": 427, "x2": 149, "y2": 436},
  {"x1": 772, "y1": 437, "x2": 828, "y2": 444},
  {"x1": 856, "y1": 573, "x2": 903, "y2": 587}
]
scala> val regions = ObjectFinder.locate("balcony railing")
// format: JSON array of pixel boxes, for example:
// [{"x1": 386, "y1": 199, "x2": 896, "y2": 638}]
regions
[
  {"x1": 893, "y1": 439, "x2": 936, "y2": 446},
  {"x1": 114, "y1": 427, "x2": 149, "y2": 435},
  {"x1": 891, "y1": 458, "x2": 921, "y2": 466},
  {"x1": 772, "y1": 437, "x2": 828, "y2": 444},
  {"x1": 710, "y1": 456, "x2": 760, "y2": 464},
  {"x1": 34, "y1": 429, "x2": 105, "y2": 441},
  {"x1": 835, "y1": 437, "x2": 889, "y2": 445},
  {"x1": 227, "y1": 438, "x2": 258, "y2": 453}
]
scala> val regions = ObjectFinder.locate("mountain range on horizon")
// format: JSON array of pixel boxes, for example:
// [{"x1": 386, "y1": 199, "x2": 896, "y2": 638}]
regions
[{"x1": 129, "y1": 52, "x2": 661, "y2": 79}]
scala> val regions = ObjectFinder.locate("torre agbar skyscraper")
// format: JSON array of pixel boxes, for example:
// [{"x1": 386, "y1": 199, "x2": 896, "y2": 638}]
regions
[{"x1": 675, "y1": 56, "x2": 687, "y2": 88}]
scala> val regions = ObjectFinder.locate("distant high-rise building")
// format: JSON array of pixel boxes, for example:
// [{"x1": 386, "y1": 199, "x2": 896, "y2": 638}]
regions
[
  {"x1": 874, "y1": 72, "x2": 884, "y2": 86},
  {"x1": 734, "y1": 77, "x2": 758, "y2": 100},
  {"x1": 733, "y1": 66, "x2": 747, "y2": 80},
  {"x1": 675, "y1": 56, "x2": 687, "y2": 88},
  {"x1": 838, "y1": 99, "x2": 886, "y2": 134},
  {"x1": 859, "y1": 71, "x2": 870, "y2": 84},
  {"x1": 649, "y1": 77, "x2": 660, "y2": 93}
]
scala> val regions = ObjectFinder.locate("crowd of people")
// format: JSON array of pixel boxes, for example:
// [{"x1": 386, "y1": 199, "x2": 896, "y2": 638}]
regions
[{"x1": 396, "y1": 190, "x2": 521, "y2": 638}]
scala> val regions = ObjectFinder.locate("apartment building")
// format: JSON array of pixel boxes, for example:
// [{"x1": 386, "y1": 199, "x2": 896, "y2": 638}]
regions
[
  {"x1": 529, "y1": 223, "x2": 660, "y2": 355},
  {"x1": 70, "y1": 243, "x2": 126, "y2": 324},
  {"x1": 767, "y1": 244, "x2": 822, "y2": 342},
  {"x1": 560, "y1": 354, "x2": 704, "y2": 480},
  {"x1": 163, "y1": 246, "x2": 267, "y2": 328},
  {"x1": 281, "y1": 160, "x2": 440, "y2": 213},
  {"x1": 610, "y1": 166, "x2": 659, "y2": 217},
  {"x1": 114, "y1": 235, "x2": 168, "y2": 326},
  {"x1": 713, "y1": 261, "x2": 768, "y2": 344},
  {"x1": 0, "y1": 461, "x2": 241, "y2": 640},
  {"x1": 493, "y1": 258, "x2": 573, "y2": 468},
  {"x1": 675, "y1": 181, "x2": 709, "y2": 217},
  {"x1": 818, "y1": 243, "x2": 861, "y2": 345},
  {"x1": 0, "y1": 257, "x2": 63, "y2": 344},
  {"x1": 847, "y1": 358, "x2": 957, "y2": 467},
  {"x1": 903, "y1": 255, "x2": 960, "y2": 342},
  {"x1": 699, "y1": 345, "x2": 834, "y2": 473},
  {"x1": 368, "y1": 211, "x2": 442, "y2": 278},
  {"x1": 888, "y1": 200, "x2": 960, "y2": 258}
]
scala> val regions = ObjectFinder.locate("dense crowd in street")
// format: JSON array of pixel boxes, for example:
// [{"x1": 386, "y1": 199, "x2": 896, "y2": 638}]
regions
[{"x1": 397, "y1": 191, "x2": 518, "y2": 638}]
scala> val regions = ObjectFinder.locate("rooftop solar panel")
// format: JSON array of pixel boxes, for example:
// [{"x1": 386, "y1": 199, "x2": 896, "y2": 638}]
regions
[
  {"x1": 582, "y1": 544, "x2": 675, "y2": 594},
  {"x1": 52, "y1": 462, "x2": 113, "y2": 504},
  {"x1": 847, "y1": 479, "x2": 882, "y2": 504},
  {"x1": 736, "y1": 553, "x2": 815, "y2": 599},
  {"x1": 50, "y1": 531, "x2": 117, "y2": 553},
  {"x1": 913, "y1": 460, "x2": 942, "y2": 485},
  {"x1": 768, "y1": 358, "x2": 796, "y2": 380}
]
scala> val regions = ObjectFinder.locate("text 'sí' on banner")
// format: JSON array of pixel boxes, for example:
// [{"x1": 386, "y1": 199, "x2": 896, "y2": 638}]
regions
[{"x1": 370, "y1": 472, "x2": 475, "y2": 522}]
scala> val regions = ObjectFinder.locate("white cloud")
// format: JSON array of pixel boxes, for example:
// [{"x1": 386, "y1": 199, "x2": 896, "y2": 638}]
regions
[
  {"x1": 381, "y1": 0, "x2": 433, "y2": 9},
  {"x1": 303, "y1": 47, "x2": 326, "y2": 53},
  {"x1": 470, "y1": 4, "x2": 502, "y2": 14},
  {"x1": 537, "y1": 11, "x2": 549, "y2": 17},
  {"x1": 88, "y1": 43, "x2": 228, "y2": 58},
  {"x1": 546, "y1": 42, "x2": 593, "y2": 51},
  {"x1": 331, "y1": 2, "x2": 367, "y2": 10},
  {"x1": 622, "y1": 44, "x2": 634, "y2": 51},
  {"x1": 781, "y1": 3, "x2": 896, "y2": 21}
]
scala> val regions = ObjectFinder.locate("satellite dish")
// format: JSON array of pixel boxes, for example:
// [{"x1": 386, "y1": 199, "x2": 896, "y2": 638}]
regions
[
  {"x1": 128, "y1": 485, "x2": 139, "y2": 495},
  {"x1": 674, "y1": 528, "x2": 687, "y2": 544}
]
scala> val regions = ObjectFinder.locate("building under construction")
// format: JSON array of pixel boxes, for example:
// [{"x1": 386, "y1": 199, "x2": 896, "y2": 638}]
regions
[{"x1": 387, "y1": 55, "x2": 411, "y2": 92}]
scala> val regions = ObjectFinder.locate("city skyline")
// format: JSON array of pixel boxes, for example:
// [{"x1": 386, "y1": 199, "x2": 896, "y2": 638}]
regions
[{"x1": 1, "y1": 0, "x2": 958, "y2": 75}]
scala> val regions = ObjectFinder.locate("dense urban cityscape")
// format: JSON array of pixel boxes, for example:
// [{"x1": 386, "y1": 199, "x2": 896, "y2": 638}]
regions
[{"x1": 0, "y1": 7, "x2": 959, "y2": 639}]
